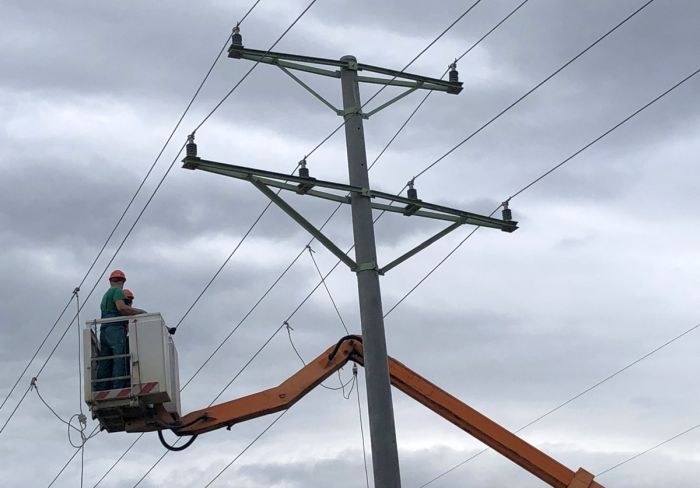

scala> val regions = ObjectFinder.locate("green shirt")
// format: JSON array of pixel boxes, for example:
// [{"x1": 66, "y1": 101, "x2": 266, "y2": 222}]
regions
[{"x1": 101, "y1": 286, "x2": 126, "y2": 316}]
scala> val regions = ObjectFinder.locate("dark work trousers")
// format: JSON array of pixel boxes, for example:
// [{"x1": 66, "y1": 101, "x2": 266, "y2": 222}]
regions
[{"x1": 95, "y1": 312, "x2": 130, "y2": 390}]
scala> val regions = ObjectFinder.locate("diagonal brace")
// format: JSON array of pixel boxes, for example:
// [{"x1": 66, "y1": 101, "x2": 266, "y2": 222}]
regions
[
  {"x1": 248, "y1": 178, "x2": 357, "y2": 271},
  {"x1": 278, "y1": 66, "x2": 341, "y2": 115},
  {"x1": 363, "y1": 83, "x2": 421, "y2": 118},
  {"x1": 379, "y1": 221, "x2": 463, "y2": 275}
]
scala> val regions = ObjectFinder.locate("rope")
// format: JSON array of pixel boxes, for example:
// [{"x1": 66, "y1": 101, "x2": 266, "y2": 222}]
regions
[
  {"x1": 284, "y1": 322, "x2": 354, "y2": 392},
  {"x1": 306, "y1": 245, "x2": 349, "y2": 334},
  {"x1": 354, "y1": 365, "x2": 371, "y2": 488}
]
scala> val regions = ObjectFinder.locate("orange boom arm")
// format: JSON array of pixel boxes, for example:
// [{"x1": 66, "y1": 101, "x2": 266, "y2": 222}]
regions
[{"x1": 129, "y1": 336, "x2": 602, "y2": 488}]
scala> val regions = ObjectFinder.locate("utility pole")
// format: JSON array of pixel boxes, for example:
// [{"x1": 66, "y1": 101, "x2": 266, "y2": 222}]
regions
[
  {"x1": 182, "y1": 27, "x2": 518, "y2": 487},
  {"x1": 340, "y1": 55, "x2": 401, "y2": 486}
]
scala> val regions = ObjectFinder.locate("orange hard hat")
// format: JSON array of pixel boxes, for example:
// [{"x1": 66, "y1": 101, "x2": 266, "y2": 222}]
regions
[
  {"x1": 109, "y1": 269, "x2": 126, "y2": 281},
  {"x1": 123, "y1": 289, "x2": 134, "y2": 299}
]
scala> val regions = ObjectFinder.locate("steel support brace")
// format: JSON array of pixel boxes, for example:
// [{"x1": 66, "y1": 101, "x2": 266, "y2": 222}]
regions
[
  {"x1": 248, "y1": 178, "x2": 357, "y2": 271},
  {"x1": 379, "y1": 221, "x2": 463, "y2": 274},
  {"x1": 278, "y1": 65, "x2": 341, "y2": 115},
  {"x1": 363, "y1": 83, "x2": 421, "y2": 118}
]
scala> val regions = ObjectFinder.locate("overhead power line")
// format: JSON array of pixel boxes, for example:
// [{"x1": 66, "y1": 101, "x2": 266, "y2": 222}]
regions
[
  {"x1": 597, "y1": 421, "x2": 700, "y2": 477},
  {"x1": 242, "y1": 0, "x2": 652, "y2": 349},
  {"x1": 173, "y1": 0, "x2": 486, "y2": 334},
  {"x1": 203, "y1": 410, "x2": 290, "y2": 487},
  {"x1": 411, "y1": 0, "x2": 657, "y2": 181},
  {"x1": 5, "y1": 0, "x2": 306, "y2": 440},
  {"x1": 0, "y1": 16, "x2": 234, "y2": 418},
  {"x1": 369, "y1": 0, "x2": 531, "y2": 172},
  {"x1": 102, "y1": 8, "x2": 498, "y2": 482},
  {"x1": 304, "y1": 0, "x2": 485, "y2": 161},
  {"x1": 418, "y1": 321, "x2": 700, "y2": 486},
  {"x1": 387, "y1": 62, "x2": 700, "y2": 320}
]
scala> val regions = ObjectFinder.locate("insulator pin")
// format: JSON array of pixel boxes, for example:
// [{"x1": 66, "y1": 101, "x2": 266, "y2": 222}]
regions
[{"x1": 186, "y1": 134, "x2": 197, "y2": 158}]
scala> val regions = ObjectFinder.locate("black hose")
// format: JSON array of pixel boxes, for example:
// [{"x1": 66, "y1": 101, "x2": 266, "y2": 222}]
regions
[
  {"x1": 158, "y1": 429, "x2": 198, "y2": 451},
  {"x1": 328, "y1": 335, "x2": 362, "y2": 360}
]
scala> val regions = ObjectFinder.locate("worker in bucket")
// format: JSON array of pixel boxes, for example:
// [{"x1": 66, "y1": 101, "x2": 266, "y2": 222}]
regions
[
  {"x1": 123, "y1": 289, "x2": 147, "y2": 315},
  {"x1": 96, "y1": 270, "x2": 139, "y2": 391}
]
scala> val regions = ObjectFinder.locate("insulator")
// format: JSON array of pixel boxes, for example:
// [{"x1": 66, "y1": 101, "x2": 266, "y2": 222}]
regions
[
  {"x1": 501, "y1": 201, "x2": 512, "y2": 221},
  {"x1": 449, "y1": 61, "x2": 459, "y2": 83},
  {"x1": 186, "y1": 134, "x2": 197, "y2": 158},
  {"x1": 231, "y1": 25, "x2": 243, "y2": 48},
  {"x1": 407, "y1": 179, "x2": 418, "y2": 200},
  {"x1": 299, "y1": 159, "x2": 309, "y2": 178}
]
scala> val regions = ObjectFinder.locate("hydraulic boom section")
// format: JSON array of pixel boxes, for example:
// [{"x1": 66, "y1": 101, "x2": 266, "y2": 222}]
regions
[{"x1": 130, "y1": 336, "x2": 603, "y2": 488}]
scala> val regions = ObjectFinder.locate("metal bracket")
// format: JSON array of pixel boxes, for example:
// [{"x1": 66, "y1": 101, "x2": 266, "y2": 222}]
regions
[
  {"x1": 363, "y1": 83, "x2": 421, "y2": 118},
  {"x1": 247, "y1": 178, "x2": 357, "y2": 271},
  {"x1": 379, "y1": 221, "x2": 463, "y2": 275},
  {"x1": 353, "y1": 261, "x2": 379, "y2": 274},
  {"x1": 278, "y1": 65, "x2": 342, "y2": 115}
]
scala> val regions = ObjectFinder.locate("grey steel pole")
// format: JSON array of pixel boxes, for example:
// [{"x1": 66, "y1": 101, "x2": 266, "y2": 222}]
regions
[{"x1": 340, "y1": 55, "x2": 402, "y2": 488}]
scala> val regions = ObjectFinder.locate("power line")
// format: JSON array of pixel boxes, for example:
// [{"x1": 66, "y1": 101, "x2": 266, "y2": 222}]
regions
[
  {"x1": 0, "y1": 18, "x2": 234, "y2": 418},
  {"x1": 203, "y1": 410, "x2": 289, "y2": 487},
  {"x1": 93, "y1": 163, "x2": 339, "y2": 488},
  {"x1": 174, "y1": 0, "x2": 487, "y2": 335},
  {"x1": 0, "y1": 295, "x2": 74, "y2": 413},
  {"x1": 411, "y1": 0, "x2": 657, "y2": 181},
  {"x1": 417, "y1": 321, "x2": 700, "y2": 486},
  {"x1": 369, "y1": 0, "x2": 531, "y2": 173},
  {"x1": 124, "y1": 252, "x2": 350, "y2": 486},
  {"x1": 3, "y1": 0, "x2": 296, "y2": 438},
  {"x1": 47, "y1": 426, "x2": 100, "y2": 488},
  {"x1": 387, "y1": 63, "x2": 700, "y2": 320},
  {"x1": 304, "y1": 0, "x2": 485, "y2": 160},
  {"x1": 412, "y1": 64, "x2": 700, "y2": 484},
  {"x1": 597, "y1": 422, "x2": 700, "y2": 477}
]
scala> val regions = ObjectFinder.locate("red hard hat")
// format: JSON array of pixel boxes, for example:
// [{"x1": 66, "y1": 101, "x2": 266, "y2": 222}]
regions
[
  {"x1": 123, "y1": 289, "x2": 134, "y2": 299},
  {"x1": 109, "y1": 269, "x2": 126, "y2": 281}
]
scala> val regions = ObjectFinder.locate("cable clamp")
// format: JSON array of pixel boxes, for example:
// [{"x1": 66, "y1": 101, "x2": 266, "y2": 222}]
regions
[
  {"x1": 284, "y1": 321, "x2": 293, "y2": 331},
  {"x1": 30, "y1": 377, "x2": 37, "y2": 389},
  {"x1": 340, "y1": 106, "x2": 365, "y2": 117},
  {"x1": 305, "y1": 244, "x2": 315, "y2": 254},
  {"x1": 72, "y1": 287, "x2": 80, "y2": 296},
  {"x1": 353, "y1": 261, "x2": 378, "y2": 273}
]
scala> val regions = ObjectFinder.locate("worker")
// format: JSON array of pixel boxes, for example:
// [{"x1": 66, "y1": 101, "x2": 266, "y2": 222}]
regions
[
  {"x1": 123, "y1": 289, "x2": 147, "y2": 315},
  {"x1": 96, "y1": 270, "x2": 139, "y2": 391}
]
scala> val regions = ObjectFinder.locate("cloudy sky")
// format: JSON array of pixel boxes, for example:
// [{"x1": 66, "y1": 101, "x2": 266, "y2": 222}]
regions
[{"x1": 1, "y1": 0, "x2": 699, "y2": 486}]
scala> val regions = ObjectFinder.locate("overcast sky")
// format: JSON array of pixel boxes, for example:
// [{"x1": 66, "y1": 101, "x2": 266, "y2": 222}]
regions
[{"x1": 1, "y1": 0, "x2": 699, "y2": 486}]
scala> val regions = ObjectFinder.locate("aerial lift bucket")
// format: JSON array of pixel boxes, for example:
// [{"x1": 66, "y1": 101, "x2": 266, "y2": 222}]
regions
[{"x1": 83, "y1": 313, "x2": 181, "y2": 432}]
